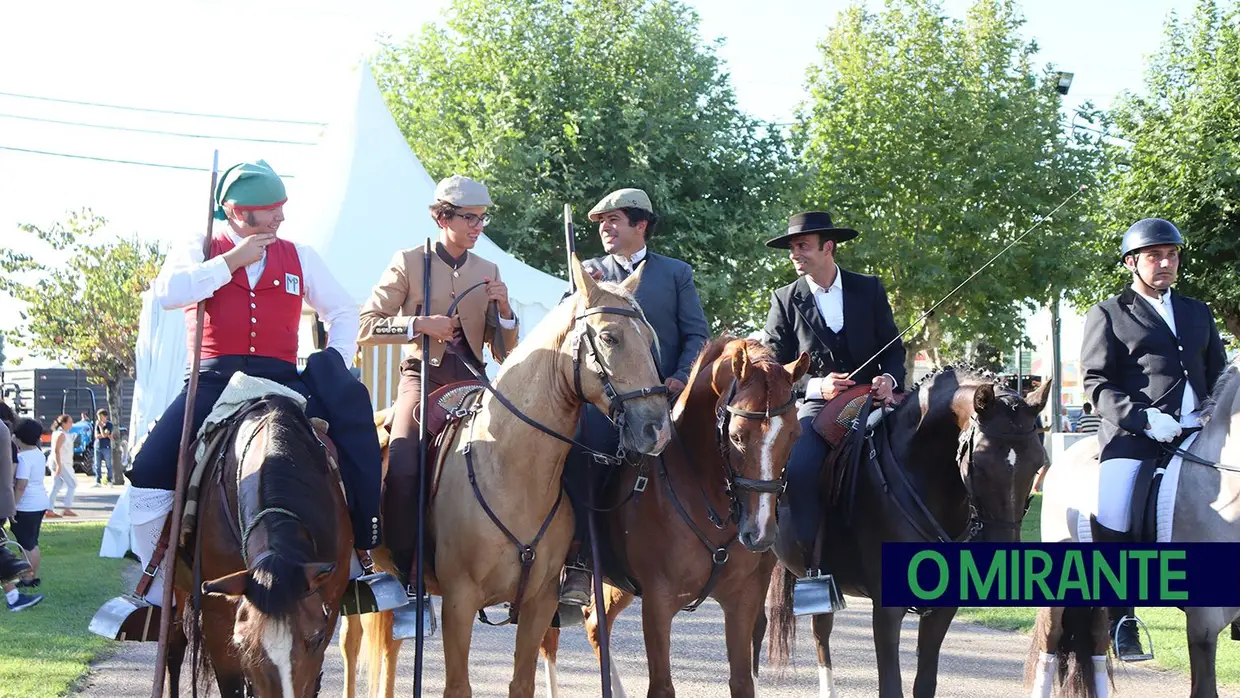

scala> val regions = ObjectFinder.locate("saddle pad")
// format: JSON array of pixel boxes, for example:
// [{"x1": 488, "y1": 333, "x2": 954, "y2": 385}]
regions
[
  {"x1": 1157, "y1": 431, "x2": 1197, "y2": 543},
  {"x1": 424, "y1": 381, "x2": 486, "y2": 439},
  {"x1": 199, "y1": 373, "x2": 305, "y2": 440}
]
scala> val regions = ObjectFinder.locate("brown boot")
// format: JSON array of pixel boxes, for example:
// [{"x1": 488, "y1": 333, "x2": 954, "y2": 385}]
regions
[{"x1": 559, "y1": 562, "x2": 592, "y2": 606}]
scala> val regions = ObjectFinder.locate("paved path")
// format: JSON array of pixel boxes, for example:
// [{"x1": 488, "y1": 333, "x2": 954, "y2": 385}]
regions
[
  {"x1": 44, "y1": 474, "x2": 121, "y2": 523},
  {"x1": 76, "y1": 585, "x2": 1225, "y2": 697}
]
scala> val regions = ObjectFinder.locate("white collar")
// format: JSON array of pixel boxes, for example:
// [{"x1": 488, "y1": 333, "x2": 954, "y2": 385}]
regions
[
  {"x1": 1131, "y1": 282, "x2": 1172, "y2": 307},
  {"x1": 806, "y1": 265, "x2": 842, "y2": 295},
  {"x1": 613, "y1": 246, "x2": 647, "y2": 269}
]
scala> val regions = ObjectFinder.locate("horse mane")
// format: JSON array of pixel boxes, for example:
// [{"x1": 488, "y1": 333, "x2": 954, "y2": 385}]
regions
[
  {"x1": 886, "y1": 363, "x2": 1008, "y2": 427},
  {"x1": 1200, "y1": 354, "x2": 1240, "y2": 425},
  {"x1": 244, "y1": 396, "x2": 336, "y2": 618}
]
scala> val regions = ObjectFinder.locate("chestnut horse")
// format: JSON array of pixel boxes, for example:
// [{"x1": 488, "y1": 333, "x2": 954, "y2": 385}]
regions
[
  {"x1": 168, "y1": 394, "x2": 353, "y2": 698},
  {"x1": 342, "y1": 259, "x2": 671, "y2": 698},
  {"x1": 539, "y1": 337, "x2": 809, "y2": 697},
  {"x1": 766, "y1": 367, "x2": 1050, "y2": 698}
]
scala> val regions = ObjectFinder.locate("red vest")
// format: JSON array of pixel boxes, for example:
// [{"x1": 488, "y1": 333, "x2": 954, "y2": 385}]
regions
[{"x1": 186, "y1": 235, "x2": 304, "y2": 364}]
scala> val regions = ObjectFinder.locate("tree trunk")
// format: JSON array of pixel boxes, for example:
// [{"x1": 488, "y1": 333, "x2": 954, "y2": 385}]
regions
[
  {"x1": 1224, "y1": 310, "x2": 1240, "y2": 346},
  {"x1": 106, "y1": 378, "x2": 124, "y2": 485}
]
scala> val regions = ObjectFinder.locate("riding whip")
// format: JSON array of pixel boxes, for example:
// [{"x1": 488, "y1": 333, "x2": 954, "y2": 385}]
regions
[
  {"x1": 151, "y1": 149, "x2": 219, "y2": 698},
  {"x1": 413, "y1": 236, "x2": 432, "y2": 697},
  {"x1": 564, "y1": 203, "x2": 578, "y2": 294},
  {"x1": 846, "y1": 185, "x2": 1088, "y2": 384}
]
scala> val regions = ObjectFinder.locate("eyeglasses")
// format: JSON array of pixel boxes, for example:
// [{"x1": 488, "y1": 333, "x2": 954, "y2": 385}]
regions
[{"x1": 455, "y1": 212, "x2": 491, "y2": 228}]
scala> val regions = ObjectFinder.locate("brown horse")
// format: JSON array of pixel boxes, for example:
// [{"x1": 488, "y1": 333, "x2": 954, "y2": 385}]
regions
[
  {"x1": 167, "y1": 394, "x2": 353, "y2": 698},
  {"x1": 345, "y1": 258, "x2": 671, "y2": 698},
  {"x1": 539, "y1": 337, "x2": 809, "y2": 697},
  {"x1": 766, "y1": 367, "x2": 1051, "y2": 698}
]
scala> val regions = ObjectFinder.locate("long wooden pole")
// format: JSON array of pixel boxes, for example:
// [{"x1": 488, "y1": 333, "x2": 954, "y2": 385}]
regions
[
  {"x1": 413, "y1": 236, "x2": 432, "y2": 697},
  {"x1": 151, "y1": 149, "x2": 219, "y2": 698}
]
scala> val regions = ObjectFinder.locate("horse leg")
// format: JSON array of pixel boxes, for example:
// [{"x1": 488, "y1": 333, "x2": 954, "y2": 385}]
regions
[
  {"x1": 540, "y1": 627, "x2": 562, "y2": 698},
  {"x1": 812, "y1": 613, "x2": 838, "y2": 698},
  {"x1": 640, "y1": 589, "x2": 680, "y2": 698},
  {"x1": 1186, "y1": 607, "x2": 1225, "y2": 698},
  {"x1": 441, "y1": 587, "x2": 482, "y2": 698},
  {"x1": 585, "y1": 585, "x2": 634, "y2": 697},
  {"x1": 911, "y1": 607, "x2": 957, "y2": 698},
  {"x1": 751, "y1": 606, "x2": 767, "y2": 677},
  {"x1": 872, "y1": 604, "x2": 906, "y2": 698},
  {"x1": 1025, "y1": 607, "x2": 1064, "y2": 698},
  {"x1": 166, "y1": 618, "x2": 189, "y2": 697},
  {"x1": 340, "y1": 614, "x2": 361, "y2": 698},
  {"x1": 510, "y1": 585, "x2": 561, "y2": 698},
  {"x1": 718, "y1": 593, "x2": 763, "y2": 698},
  {"x1": 201, "y1": 608, "x2": 247, "y2": 698}
]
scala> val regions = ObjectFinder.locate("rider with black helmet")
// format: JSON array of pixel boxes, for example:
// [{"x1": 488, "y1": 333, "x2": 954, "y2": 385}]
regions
[{"x1": 1080, "y1": 218, "x2": 1227, "y2": 661}]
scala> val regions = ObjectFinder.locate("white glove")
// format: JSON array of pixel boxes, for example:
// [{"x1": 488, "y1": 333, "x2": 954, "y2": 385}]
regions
[{"x1": 1144, "y1": 408, "x2": 1182, "y2": 443}]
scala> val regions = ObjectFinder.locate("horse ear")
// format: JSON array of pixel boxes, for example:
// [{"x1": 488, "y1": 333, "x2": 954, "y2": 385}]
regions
[
  {"x1": 303, "y1": 562, "x2": 337, "y2": 591},
  {"x1": 618, "y1": 260, "x2": 645, "y2": 293},
  {"x1": 1025, "y1": 376, "x2": 1053, "y2": 412},
  {"x1": 973, "y1": 383, "x2": 996, "y2": 413},
  {"x1": 786, "y1": 351, "x2": 810, "y2": 382},
  {"x1": 730, "y1": 341, "x2": 751, "y2": 384},
  {"x1": 202, "y1": 570, "x2": 249, "y2": 599},
  {"x1": 570, "y1": 253, "x2": 598, "y2": 298}
]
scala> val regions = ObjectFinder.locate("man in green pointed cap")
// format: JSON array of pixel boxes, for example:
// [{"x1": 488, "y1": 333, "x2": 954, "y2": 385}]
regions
[{"x1": 122, "y1": 159, "x2": 390, "y2": 610}]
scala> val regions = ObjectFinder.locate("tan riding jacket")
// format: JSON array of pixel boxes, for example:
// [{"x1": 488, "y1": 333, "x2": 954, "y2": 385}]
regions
[{"x1": 358, "y1": 245, "x2": 520, "y2": 368}]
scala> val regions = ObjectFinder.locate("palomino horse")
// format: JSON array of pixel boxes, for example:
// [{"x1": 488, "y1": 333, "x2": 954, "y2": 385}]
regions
[
  {"x1": 168, "y1": 394, "x2": 353, "y2": 697},
  {"x1": 539, "y1": 337, "x2": 810, "y2": 697},
  {"x1": 1030, "y1": 355, "x2": 1240, "y2": 698},
  {"x1": 766, "y1": 367, "x2": 1050, "y2": 698},
  {"x1": 346, "y1": 258, "x2": 671, "y2": 698}
]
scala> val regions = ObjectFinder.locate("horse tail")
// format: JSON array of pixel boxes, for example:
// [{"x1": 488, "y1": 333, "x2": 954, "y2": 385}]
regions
[
  {"x1": 1025, "y1": 607, "x2": 1109, "y2": 698},
  {"x1": 765, "y1": 560, "x2": 796, "y2": 671},
  {"x1": 363, "y1": 609, "x2": 395, "y2": 696}
]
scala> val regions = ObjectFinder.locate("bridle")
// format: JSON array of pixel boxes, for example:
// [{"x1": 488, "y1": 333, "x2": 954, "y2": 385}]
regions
[
  {"x1": 711, "y1": 372, "x2": 797, "y2": 520},
  {"x1": 570, "y1": 306, "x2": 668, "y2": 440},
  {"x1": 955, "y1": 411, "x2": 1039, "y2": 540}
]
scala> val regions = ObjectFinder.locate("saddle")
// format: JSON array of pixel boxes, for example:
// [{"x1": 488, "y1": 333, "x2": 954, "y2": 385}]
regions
[
  {"x1": 422, "y1": 381, "x2": 486, "y2": 503},
  {"x1": 811, "y1": 384, "x2": 904, "y2": 509},
  {"x1": 1122, "y1": 429, "x2": 1199, "y2": 543}
]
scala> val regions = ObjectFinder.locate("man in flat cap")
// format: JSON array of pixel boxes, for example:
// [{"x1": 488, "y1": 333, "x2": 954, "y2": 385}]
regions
[
  {"x1": 359, "y1": 174, "x2": 519, "y2": 590},
  {"x1": 557, "y1": 187, "x2": 710, "y2": 605},
  {"x1": 762, "y1": 211, "x2": 905, "y2": 570},
  {"x1": 123, "y1": 159, "x2": 387, "y2": 610}
]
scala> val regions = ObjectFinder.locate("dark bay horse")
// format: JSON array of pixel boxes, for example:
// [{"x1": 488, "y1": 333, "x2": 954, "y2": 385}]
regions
[
  {"x1": 767, "y1": 367, "x2": 1051, "y2": 697},
  {"x1": 540, "y1": 337, "x2": 809, "y2": 697},
  {"x1": 167, "y1": 394, "x2": 353, "y2": 697}
]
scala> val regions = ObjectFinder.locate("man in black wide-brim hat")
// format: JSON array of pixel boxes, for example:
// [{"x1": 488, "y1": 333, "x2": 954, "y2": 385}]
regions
[{"x1": 762, "y1": 211, "x2": 906, "y2": 567}]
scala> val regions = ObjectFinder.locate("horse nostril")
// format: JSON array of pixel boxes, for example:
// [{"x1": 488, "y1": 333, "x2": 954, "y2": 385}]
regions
[{"x1": 643, "y1": 423, "x2": 658, "y2": 443}]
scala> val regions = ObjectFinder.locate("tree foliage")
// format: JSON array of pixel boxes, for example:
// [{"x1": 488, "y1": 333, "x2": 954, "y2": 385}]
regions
[
  {"x1": 793, "y1": 0, "x2": 1107, "y2": 375},
  {"x1": 1081, "y1": 0, "x2": 1240, "y2": 339},
  {"x1": 0, "y1": 209, "x2": 164, "y2": 422},
  {"x1": 371, "y1": 0, "x2": 800, "y2": 330}
]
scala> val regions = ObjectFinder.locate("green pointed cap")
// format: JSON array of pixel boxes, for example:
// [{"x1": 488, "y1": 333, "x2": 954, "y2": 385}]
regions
[{"x1": 213, "y1": 160, "x2": 288, "y2": 220}]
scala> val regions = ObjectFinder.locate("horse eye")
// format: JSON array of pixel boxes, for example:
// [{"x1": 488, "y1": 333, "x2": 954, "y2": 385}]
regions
[
  {"x1": 306, "y1": 630, "x2": 327, "y2": 650},
  {"x1": 731, "y1": 433, "x2": 744, "y2": 448},
  {"x1": 599, "y1": 331, "x2": 618, "y2": 346}
]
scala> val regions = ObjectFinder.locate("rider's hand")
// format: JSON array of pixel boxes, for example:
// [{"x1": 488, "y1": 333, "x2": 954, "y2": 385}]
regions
[
  {"x1": 222, "y1": 233, "x2": 276, "y2": 272},
  {"x1": 484, "y1": 276, "x2": 513, "y2": 318},
  {"x1": 414, "y1": 315, "x2": 458, "y2": 342},
  {"x1": 1144, "y1": 408, "x2": 1182, "y2": 443},
  {"x1": 664, "y1": 377, "x2": 686, "y2": 395},
  {"x1": 871, "y1": 374, "x2": 895, "y2": 405},
  {"x1": 809, "y1": 372, "x2": 855, "y2": 401}
]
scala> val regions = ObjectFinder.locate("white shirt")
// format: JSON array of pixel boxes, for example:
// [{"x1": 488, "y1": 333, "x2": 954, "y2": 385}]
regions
[
  {"x1": 1132, "y1": 284, "x2": 1200, "y2": 427},
  {"x1": 804, "y1": 265, "x2": 896, "y2": 401},
  {"x1": 613, "y1": 246, "x2": 648, "y2": 276},
  {"x1": 151, "y1": 228, "x2": 359, "y2": 365},
  {"x1": 14, "y1": 449, "x2": 50, "y2": 513}
]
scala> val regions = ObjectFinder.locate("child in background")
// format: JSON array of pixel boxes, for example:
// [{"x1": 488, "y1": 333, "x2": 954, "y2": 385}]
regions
[{"x1": 10, "y1": 418, "x2": 50, "y2": 604}]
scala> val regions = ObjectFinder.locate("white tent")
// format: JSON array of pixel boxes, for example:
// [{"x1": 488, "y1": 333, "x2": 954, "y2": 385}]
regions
[{"x1": 104, "y1": 62, "x2": 566, "y2": 557}]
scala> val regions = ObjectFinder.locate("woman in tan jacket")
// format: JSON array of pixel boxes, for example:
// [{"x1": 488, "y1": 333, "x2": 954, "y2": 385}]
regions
[{"x1": 358, "y1": 175, "x2": 520, "y2": 585}]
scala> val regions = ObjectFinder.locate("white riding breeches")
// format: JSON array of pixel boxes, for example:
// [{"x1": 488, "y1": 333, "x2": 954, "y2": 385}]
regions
[
  {"x1": 128, "y1": 486, "x2": 174, "y2": 605},
  {"x1": 1096, "y1": 458, "x2": 1142, "y2": 532}
]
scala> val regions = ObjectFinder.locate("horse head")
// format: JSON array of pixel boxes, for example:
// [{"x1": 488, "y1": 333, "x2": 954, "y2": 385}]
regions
[
  {"x1": 566, "y1": 254, "x2": 671, "y2": 456},
  {"x1": 201, "y1": 397, "x2": 349, "y2": 697},
  {"x1": 953, "y1": 373, "x2": 1051, "y2": 543},
  {"x1": 711, "y1": 340, "x2": 809, "y2": 551}
]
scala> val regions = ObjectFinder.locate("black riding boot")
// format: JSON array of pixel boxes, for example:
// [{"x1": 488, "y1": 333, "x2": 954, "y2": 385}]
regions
[{"x1": 1092, "y1": 517, "x2": 1148, "y2": 660}]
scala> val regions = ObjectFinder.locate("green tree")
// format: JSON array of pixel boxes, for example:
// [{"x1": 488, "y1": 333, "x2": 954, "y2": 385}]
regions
[
  {"x1": 0, "y1": 209, "x2": 164, "y2": 475},
  {"x1": 371, "y1": 0, "x2": 800, "y2": 330},
  {"x1": 1082, "y1": 0, "x2": 1240, "y2": 339},
  {"x1": 794, "y1": 0, "x2": 1107, "y2": 378}
]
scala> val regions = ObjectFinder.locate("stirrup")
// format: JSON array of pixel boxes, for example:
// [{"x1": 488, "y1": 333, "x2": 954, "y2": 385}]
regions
[
  {"x1": 89, "y1": 594, "x2": 164, "y2": 641},
  {"x1": 1113, "y1": 615, "x2": 1154, "y2": 662},
  {"x1": 340, "y1": 571, "x2": 408, "y2": 616},
  {"x1": 793, "y1": 569, "x2": 846, "y2": 616},
  {"x1": 390, "y1": 592, "x2": 436, "y2": 640}
]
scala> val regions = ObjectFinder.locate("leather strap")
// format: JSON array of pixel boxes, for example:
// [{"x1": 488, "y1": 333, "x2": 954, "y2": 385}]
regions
[{"x1": 136, "y1": 516, "x2": 174, "y2": 599}]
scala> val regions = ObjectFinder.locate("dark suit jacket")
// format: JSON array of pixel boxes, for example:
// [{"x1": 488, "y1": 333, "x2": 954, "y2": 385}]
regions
[
  {"x1": 1081, "y1": 286, "x2": 1226, "y2": 462},
  {"x1": 763, "y1": 269, "x2": 906, "y2": 391},
  {"x1": 575, "y1": 251, "x2": 711, "y2": 385}
]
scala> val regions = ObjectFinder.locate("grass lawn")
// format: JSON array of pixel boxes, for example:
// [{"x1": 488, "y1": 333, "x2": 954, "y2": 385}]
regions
[
  {"x1": 0, "y1": 521, "x2": 128, "y2": 698},
  {"x1": 955, "y1": 493, "x2": 1240, "y2": 685}
]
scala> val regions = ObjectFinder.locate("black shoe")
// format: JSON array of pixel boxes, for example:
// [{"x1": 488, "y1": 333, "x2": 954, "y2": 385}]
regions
[
  {"x1": 559, "y1": 565, "x2": 592, "y2": 606},
  {"x1": 1110, "y1": 609, "x2": 1148, "y2": 659},
  {"x1": 15, "y1": 577, "x2": 40, "y2": 588},
  {"x1": 0, "y1": 547, "x2": 31, "y2": 585}
]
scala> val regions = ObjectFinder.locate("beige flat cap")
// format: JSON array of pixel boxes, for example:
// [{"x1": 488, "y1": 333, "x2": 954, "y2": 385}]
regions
[
  {"x1": 434, "y1": 174, "x2": 493, "y2": 207},
  {"x1": 588, "y1": 188, "x2": 653, "y2": 221}
]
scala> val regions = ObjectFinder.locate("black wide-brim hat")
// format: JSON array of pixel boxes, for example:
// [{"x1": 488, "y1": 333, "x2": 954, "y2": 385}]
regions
[{"x1": 764, "y1": 211, "x2": 859, "y2": 249}]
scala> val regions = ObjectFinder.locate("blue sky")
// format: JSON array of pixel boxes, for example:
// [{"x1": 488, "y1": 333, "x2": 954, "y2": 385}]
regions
[{"x1": 0, "y1": 0, "x2": 1198, "y2": 363}]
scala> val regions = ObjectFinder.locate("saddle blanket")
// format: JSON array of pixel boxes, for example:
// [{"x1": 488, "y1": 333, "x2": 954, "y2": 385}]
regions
[{"x1": 1073, "y1": 431, "x2": 1197, "y2": 544}]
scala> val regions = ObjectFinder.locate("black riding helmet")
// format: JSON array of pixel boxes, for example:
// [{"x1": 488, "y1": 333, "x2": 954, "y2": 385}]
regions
[{"x1": 1120, "y1": 218, "x2": 1184, "y2": 259}]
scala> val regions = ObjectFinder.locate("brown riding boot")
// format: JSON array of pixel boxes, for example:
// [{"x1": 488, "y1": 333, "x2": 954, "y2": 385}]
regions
[{"x1": 559, "y1": 543, "x2": 592, "y2": 606}]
